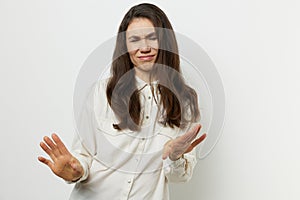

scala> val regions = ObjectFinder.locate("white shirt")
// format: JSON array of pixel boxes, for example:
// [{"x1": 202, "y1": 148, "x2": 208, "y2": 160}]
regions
[{"x1": 69, "y1": 76, "x2": 198, "y2": 200}]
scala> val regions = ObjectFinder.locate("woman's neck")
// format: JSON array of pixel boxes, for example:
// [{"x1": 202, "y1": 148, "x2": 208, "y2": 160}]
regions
[{"x1": 134, "y1": 68, "x2": 156, "y2": 83}]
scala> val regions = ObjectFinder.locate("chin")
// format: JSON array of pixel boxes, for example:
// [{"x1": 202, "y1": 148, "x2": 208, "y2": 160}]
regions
[
  {"x1": 134, "y1": 63, "x2": 154, "y2": 73},
  {"x1": 142, "y1": 63, "x2": 155, "y2": 71}
]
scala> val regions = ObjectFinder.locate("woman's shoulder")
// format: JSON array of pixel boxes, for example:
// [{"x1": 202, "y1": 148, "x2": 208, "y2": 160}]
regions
[
  {"x1": 94, "y1": 77, "x2": 110, "y2": 92},
  {"x1": 92, "y1": 76, "x2": 115, "y2": 115}
]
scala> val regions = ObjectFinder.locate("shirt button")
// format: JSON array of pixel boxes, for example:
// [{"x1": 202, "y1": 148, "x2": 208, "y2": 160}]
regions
[
  {"x1": 145, "y1": 116, "x2": 149, "y2": 119},
  {"x1": 127, "y1": 180, "x2": 131, "y2": 183},
  {"x1": 148, "y1": 96, "x2": 151, "y2": 100}
]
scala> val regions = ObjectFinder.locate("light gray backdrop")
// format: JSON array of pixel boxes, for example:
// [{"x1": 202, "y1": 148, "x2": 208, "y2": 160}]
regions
[{"x1": 0, "y1": 0, "x2": 299, "y2": 199}]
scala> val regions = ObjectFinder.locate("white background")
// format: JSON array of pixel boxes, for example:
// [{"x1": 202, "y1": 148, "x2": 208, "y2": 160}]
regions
[{"x1": 0, "y1": 0, "x2": 299, "y2": 199}]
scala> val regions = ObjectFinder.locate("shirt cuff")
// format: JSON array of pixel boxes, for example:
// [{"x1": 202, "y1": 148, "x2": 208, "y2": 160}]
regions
[{"x1": 163, "y1": 155, "x2": 186, "y2": 169}]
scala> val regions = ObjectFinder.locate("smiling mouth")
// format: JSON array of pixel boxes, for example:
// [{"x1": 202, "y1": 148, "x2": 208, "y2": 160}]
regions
[{"x1": 138, "y1": 55, "x2": 155, "y2": 61}]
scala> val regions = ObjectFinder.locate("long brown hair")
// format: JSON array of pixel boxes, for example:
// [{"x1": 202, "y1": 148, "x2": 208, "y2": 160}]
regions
[{"x1": 106, "y1": 3, "x2": 200, "y2": 131}]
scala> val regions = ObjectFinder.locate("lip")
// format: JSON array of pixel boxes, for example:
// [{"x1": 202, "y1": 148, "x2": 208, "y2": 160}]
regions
[{"x1": 138, "y1": 55, "x2": 155, "y2": 61}]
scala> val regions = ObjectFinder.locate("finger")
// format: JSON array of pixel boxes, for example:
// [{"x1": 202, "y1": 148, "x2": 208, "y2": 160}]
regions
[
  {"x1": 51, "y1": 133, "x2": 70, "y2": 155},
  {"x1": 190, "y1": 133, "x2": 207, "y2": 148},
  {"x1": 43, "y1": 136, "x2": 57, "y2": 149},
  {"x1": 185, "y1": 125, "x2": 201, "y2": 139},
  {"x1": 184, "y1": 133, "x2": 207, "y2": 153},
  {"x1": 179, "y1": 125, "x2": 201, "y2": 144},
  {"x1": 38, "y1": 156, "x2": 54, "y2": 170},
  {"x1": 162, "y1": 141, "x2": 172, "y2": 160},
  {"x1": 43, "y1": 136, "x2": 60, "y2": 156},
  {"x1": 40, "y1": 141, "x2": 56, "y2": 161}
]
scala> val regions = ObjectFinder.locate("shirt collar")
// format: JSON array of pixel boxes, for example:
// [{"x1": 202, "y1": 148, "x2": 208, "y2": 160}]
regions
[{"x1": 135, "y1": 75, "x2": 158, "y2": 90}]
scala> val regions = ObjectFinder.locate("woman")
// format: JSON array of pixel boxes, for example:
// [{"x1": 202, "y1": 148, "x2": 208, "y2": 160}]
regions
[{"x1": 38, "y1": 3, "x2": 206, "y2": 199}]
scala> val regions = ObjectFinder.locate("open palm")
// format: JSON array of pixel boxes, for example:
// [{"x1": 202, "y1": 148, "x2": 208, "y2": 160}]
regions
[
  {"x1": 162, "y1": 124, "x2": 206, "y2": 161},
  {"x1": 38, "y1": 134, "x2": 83, "y2": 182}
]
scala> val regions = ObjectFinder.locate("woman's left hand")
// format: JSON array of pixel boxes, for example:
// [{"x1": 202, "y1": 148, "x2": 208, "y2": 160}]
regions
[{"x1": 162, "y1": 124, "x2": 206, "y2": 161}]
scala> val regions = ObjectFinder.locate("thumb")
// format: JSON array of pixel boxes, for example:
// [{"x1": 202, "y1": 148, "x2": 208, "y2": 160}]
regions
[
  {"x1": 162, "y1": 140, "x2": 172, "y2": 160},
  {"x1": 38, "y1": 156, "x2": 54, "y2": 171}
]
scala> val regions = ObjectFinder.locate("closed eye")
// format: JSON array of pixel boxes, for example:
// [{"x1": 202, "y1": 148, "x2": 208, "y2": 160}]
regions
[
  {"x1": 128, "y1": 32, "x2": 157, "y2": 42},
  {"x1": 128, "y1": 36, "x2": 141, "y2": 42},
  {"x1": 146, "y1": 32, "x2": 157, "y2": 40}
]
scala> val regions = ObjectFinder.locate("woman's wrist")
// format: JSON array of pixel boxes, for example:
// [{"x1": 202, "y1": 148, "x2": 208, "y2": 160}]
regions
[{"x1": 169, "y1": 154, "x2": 184, "y2": 161}]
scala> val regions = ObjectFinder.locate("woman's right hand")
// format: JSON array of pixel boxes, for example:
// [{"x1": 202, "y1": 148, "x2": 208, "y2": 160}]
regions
[{"x1": 38, "y1": 133, "x2": 84, "y2": 182}]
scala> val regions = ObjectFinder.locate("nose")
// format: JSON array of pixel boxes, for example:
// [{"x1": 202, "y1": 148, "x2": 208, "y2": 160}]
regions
[{"x1": 139, "y1": 39, "x2": 151, "y2": 52}]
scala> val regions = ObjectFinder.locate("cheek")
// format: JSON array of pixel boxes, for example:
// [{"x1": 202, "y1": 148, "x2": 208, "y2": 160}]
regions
[
  {"x1": 128, "y1": 52, "x2": 138, "y2": 65},
  {"x1": 126, "y1": 42, "x2": 139, "y2": 52},
  {"x1": 128, "y1": 50, "x2": 136, "y2": 58},
  {"x1": 149, "y1": 41, "x2": 159, "y2": 50}
]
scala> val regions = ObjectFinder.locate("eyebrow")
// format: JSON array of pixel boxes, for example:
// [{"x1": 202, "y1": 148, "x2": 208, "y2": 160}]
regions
[{"x1": 128, "y1": 32, "x2": 157, "y2": 40}]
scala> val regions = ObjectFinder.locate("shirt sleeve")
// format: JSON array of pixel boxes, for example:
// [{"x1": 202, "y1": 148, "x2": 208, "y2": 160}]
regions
[
  {"x1": 66, "y1": 133, "x2": 93, "y2": 183},
  {"x1": 66, "y1": 82, "x2": 100, "y2": 184},
  {"x1": 162, "y1": 119, "x2": 200, "y2": 183},
  {"x1": 163, "y1": 147, "x2": 197, "y2": 183}
]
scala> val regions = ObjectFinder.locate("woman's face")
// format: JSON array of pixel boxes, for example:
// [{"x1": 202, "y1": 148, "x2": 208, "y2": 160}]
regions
[{"x1": 126, "y1": 18, "x2": 159, "y2": 80}]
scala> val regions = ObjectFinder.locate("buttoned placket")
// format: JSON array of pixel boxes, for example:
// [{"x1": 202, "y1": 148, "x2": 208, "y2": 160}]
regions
[
  {"x1": 121, "y1": 137, "x2": 148, "y2": 199},
  {"x1": 121, "y1": 84, "x2": 156, "y2": 199},
  {"x1": 143, "y1": 85, "x2": 152, "y2": 124}
]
